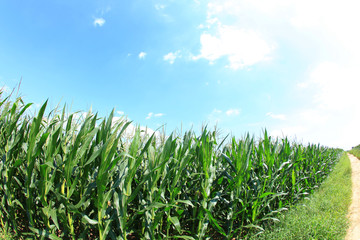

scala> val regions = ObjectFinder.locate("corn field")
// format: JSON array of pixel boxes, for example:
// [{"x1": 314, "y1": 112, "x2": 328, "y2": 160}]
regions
[{"x1": 0, "y1": 92, "x2": 341, "y2": 239}]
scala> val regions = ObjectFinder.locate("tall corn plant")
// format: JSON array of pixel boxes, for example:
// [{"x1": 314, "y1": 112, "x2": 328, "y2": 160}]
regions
[
  {"x1": 111, "y1": 124, "x2": 162, "y2": 240},
  {"x1": 189, "y1": 129, "x2": 223, "y2": 239},
  {"x1": 0, "y1": 94, "x2": 32, "y2": 235},
  {"x1": 136, "y1": 133, "x2": 177, "y2": 239},
  {"x1": 162, "y1": 131, "x2": 195, "y2": 239},
  {"x1": 221, "y1": 134, "x2": 254, "y2": 239}
]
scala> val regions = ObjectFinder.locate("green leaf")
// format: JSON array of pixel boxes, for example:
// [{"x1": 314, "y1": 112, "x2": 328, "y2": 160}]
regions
[
  {"x1": 171, "y1": 236, "x2": 195, "y2": 240},
  {"x1": 29, "y1": 227, "x2": 62, "y2": 240},
  {"x1": 204, "y1": 209, "x2": 226, "y2": 236},
  {"x1": 259, "y1": 192, "x2": 274, "y2": 199},
  {"x1": 49, "y1": 208, "x2": 60, "y2": 230},
  {"x1": 14, "y1": 159, "x2": 23, "y2": 168},
  {"x1": 168, "y1": 216, "x2": 181, "y2": 233},
  {"x1": 81, "y1": 214, "x2": 99, "y2": 225},
  {"x1": 176, "y1": 199, "x2": 195, "y2": 208}
]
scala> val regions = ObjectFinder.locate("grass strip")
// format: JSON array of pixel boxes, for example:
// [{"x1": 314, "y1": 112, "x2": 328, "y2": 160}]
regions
[
  {"x1": 349, "y1": 148, "x2": 360, "y2": 159},
  {"x1": 0, "y1": 228, "x2": 13, "y2": 239},
  {"x1": 248, "y1": 152, "x2": 351, "y2": 240}
]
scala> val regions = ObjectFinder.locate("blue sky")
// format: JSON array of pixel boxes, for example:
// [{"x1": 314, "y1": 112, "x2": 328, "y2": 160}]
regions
[{"x1": 1, "y1": 0, "x2": 360, "y2": 149}]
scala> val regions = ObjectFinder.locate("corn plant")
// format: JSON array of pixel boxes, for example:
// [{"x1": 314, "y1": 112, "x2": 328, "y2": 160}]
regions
[{"x1": 0, "y1": 91, "x2": 342, "y2": 239}]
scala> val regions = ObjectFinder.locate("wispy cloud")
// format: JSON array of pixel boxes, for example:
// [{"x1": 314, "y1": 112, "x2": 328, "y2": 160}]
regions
[
  {"x1": 226, "y1": 108, "x2": 240, "y2": 116},
  {"x1": 146, "y1": 112, "x2": 153, "y2": 120},
  {"x1": 93, "y1": 18, "x2": 105, "y2": 27},
  {"x1": 208, "y1": 108, "x2": 222, "y2": 124},
  {"x1": 117, "y1": 111, "x2": 125, "y2": 115},
  {"x1": 154, "y1": 3, "x2": 173, "y2": 21},
  {"x1": 208, "y1": 108, "x2": 240, "y2": 125},
  {"x1": 266, "y1": 112, "x2": 286, "y2": 120},
  {"x1": 98, "y1": 6, "x2": 111, "y2": 15},
  {"x1": 154, "y1": 113, "x2": 164, "y2": 117},
  {"x1": 139, "y1": 52, "x2": 147, "y2": 59},
  {"x1": 163, "y1": 51, "x2": 181, "y2": 64},
  {"x1": 146, "y1": 112, "x2": 165, "y2": 120},
  {"x1": 155, "y1": 4, "x2": 166, "y2": 10}
]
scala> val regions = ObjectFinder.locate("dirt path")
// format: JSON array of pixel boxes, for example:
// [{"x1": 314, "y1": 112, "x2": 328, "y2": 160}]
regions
[{"x1": 346, "y1": 153, "x2": 360, "y2": 240}]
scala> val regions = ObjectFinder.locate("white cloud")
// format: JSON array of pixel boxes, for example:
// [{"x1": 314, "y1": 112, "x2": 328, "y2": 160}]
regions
[
  {"x1": 245, "y1": 0, "x2": 290, "y2": 15},
  {"x1": 163, "y1": 51, "x2": 181, "y2": 64},
  {"x1": 267, "y1": 59, "x2": 360, "y2": 149},
  {"x1": 266, "y1": 112, "x2": 286, "y2": 120},
  {"x1": 138, "y1": 52, "x2": 147, "y2": 59},
  {"x1": 287, "y1": 0, "x2": 360, "y2": 61},
  {"x1": 146, "y1": 112, "x2": 164, "y2": 120},
  {"x1": 298, "y1": 109, "x2": 328, "y2": 125},
  {"x1": 195, "y1": 0, "x2": 360, "y2": 70},
  {"x1": 154, "y1": 113, "x2": 164, "y2": 117},
  {"x1": 117, "y1": 111, "x2": 125, "y2": 115},
  {"x1": 193, "y1": 0, "x2": 360, "y2": 149},
  {"x1": 93, "y1": 18, "x2": 105, "y2": 27},
  {"x1": 269, "y1": 0, "x2": 360, "y2": 149},
  {"x1": 191, "y1": 0, "x2": 283, "y2": 69},
  {"x1": 206, "y1": 17, "x2": 219, "y2": 26},
  {"x1": 225, "y1": 108, "x2": 240, "y2": 116},
  {"x1": 296, "y1": 82, "x2": 308, "y2": 89},
  {"x1": 205, "y1": 0, "x2": 290, "y2": 22},
  {"x1": 208, "y1": 108, "x2": 241, "y2": 125},
  {"x1": 270, "y1": 126, "x2": 307, "y2": 140},
  {"x1": 213, "y1": 109, "x2": 222, "y2": 114},
  {"x1": 194, "y1": 24, "x2": 273, "y2": 69},
  {"x1": 146, "y1": 112, "x2": 153, "y2": 120},
  {"x1": 290, "y1": 1, "x2": 354, "y2": 31},
  {"x1": 299, "y1": 61, "x2": 360, "y2": 111}
]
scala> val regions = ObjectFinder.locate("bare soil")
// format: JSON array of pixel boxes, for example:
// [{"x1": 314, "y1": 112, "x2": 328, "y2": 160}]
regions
[{"x1": 346, "y1": 153, "x2": 360, "y2": 240}]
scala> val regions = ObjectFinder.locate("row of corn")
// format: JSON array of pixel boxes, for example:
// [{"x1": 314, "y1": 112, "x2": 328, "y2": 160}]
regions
[{"x1": 0, "y1": 92, "x2": 341, "y2": 239}]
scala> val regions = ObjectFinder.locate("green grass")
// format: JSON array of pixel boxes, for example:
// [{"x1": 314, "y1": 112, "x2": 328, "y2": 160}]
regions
[
  {"x1": 248, "y1": 152, "x2": 351, "y2": 240},
  {"x1": 349, "y1": 145, "x2": 360, "y2": 159},
  {"x1": 0, "y1": 227, "x2": 13, "y2": 240}
]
